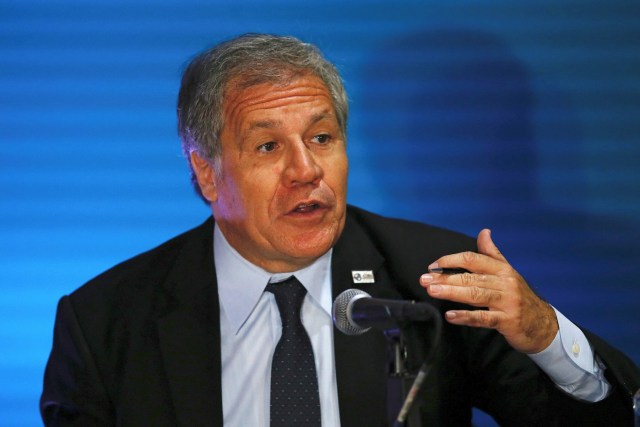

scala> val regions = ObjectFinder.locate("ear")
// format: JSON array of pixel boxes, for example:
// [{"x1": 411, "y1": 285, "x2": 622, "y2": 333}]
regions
[{"x1": 190, "y1": 151, "x2": 218, "y2": 203}]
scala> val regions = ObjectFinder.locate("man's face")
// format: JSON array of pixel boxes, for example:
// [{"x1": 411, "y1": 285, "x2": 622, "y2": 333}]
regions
[{"x1": 195, "y1": 74, "x2": 348, "y2": 273}]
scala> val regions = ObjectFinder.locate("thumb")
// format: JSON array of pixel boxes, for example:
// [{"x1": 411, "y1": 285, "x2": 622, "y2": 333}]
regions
[{"x1": 477, "y1": 229, "x2": 507, "y2": 262}]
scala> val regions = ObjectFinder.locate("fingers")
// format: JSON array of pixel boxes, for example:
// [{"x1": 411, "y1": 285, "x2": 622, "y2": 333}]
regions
[
  {"x1": 444, "y1": 300, "x2": 559, "y2": 354},
  {"x1": 444, "y1": 309, "x2": 501, "y2": 329},
  {"x1": 477, "y1": 228, "x2": 507, "y2": 262},
  {"x1": 421, "y1": 273, "x2": 505, "y2": 307},
  {"x1": 428, "y1": 229, "x2": 509, "y2": 275},
  {"x1": 420, "y1": 229, "x2": 559, "y2": 353}
]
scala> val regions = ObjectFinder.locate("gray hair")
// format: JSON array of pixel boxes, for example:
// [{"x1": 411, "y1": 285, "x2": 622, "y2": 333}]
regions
[{"x1": 177, "y1": 33, "x2": 349, "y2": 202}]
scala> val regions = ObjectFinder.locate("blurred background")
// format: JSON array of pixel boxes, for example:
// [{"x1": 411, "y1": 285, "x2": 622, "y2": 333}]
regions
[{"x1": 1, "y1": 0, "x2": 639, "y2": 425}]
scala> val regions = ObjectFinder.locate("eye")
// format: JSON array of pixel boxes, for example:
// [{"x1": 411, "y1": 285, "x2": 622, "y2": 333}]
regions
[
  {"x1": 257, "y1": 141, "x2": 277, "y2": 152},
  {"x1": 312, "y1": 134, "x2": 331, "y2": 144}
]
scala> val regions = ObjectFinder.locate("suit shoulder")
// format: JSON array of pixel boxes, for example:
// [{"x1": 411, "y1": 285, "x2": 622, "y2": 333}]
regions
[
  {"x1": 346, "y1": 205, "x2": 476, "y2": 254},
  {"x1": 344, "y1": 206, "x2": 476, "y2": 293},
  {"x1": 69, "y1": 218, "x2": 213, "y2": 304}
]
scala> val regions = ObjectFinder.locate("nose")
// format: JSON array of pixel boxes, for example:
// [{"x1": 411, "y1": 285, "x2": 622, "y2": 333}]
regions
[{"x1": 283, "y1": 141, "x2": 323, "y2": 186}]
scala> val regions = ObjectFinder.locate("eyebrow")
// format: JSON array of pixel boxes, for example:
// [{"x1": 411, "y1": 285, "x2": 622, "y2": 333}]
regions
[
  {"x1": 309, "y1": 111, "x2": 333, "y2": 125},
  {"x1": 246, "y1": 119, "x2": 281, "y2": 131}
]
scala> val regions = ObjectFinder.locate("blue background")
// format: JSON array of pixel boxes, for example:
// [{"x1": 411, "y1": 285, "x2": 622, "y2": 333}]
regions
[{"x1": 1, "y1": 0, "x2": 639, "y2": 425}]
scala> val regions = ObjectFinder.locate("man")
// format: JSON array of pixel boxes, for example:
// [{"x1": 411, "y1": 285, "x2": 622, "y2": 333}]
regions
[{"x1": 41, "y1": 34, "x2": 639, "y2": 426}]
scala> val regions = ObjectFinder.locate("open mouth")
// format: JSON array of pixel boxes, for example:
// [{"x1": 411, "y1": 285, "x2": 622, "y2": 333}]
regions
[{"x1": 293, "y1": 202, "x2": 321, "y2": 213}]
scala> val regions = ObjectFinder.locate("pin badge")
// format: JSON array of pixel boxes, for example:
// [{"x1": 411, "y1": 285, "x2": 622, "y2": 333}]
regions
[{"x1": 351, "y1": 270, "x2": 375, "y2": 284}]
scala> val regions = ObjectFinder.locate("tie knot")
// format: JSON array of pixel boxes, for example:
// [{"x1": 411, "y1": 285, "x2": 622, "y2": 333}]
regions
[{"x1": 266, "y1": 276, "x2": 307, "y2": 325}]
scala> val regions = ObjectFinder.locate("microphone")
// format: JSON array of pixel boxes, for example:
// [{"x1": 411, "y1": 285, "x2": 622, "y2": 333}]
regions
[
  {"x1": 332, "y1": 288, "x2": 439, "y2": 335},
  {"x1": 333, "y1": 288, "x2": 443, "y2": 426}
]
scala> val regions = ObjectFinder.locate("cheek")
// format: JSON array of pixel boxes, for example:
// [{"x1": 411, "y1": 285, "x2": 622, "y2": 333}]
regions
[
  {"x1": 326, "y1": 157, "x2": 349, "y2": 194},
  {"x1": 247, "y1": 167, "x2": 282, "y2": 207},
  {"x1": 216, "y1": 169, "x2": 250, "y2": 216},
  {"x1": 216, "y1": 184, "x2": 241, "y2": 218}
]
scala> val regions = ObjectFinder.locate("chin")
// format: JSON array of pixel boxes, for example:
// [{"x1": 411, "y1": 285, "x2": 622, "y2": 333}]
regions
[
  {"x1": 284, "y1": 230, "x2": 339, "y2": 261},
  {"x1": 291, "y1": 239, "x2": 333, "y2": 258}
]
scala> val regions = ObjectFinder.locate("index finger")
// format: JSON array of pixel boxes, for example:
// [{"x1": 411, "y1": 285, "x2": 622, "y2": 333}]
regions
[{"x1": 428, "y1": 250, "x2": 504, "y2": 275}]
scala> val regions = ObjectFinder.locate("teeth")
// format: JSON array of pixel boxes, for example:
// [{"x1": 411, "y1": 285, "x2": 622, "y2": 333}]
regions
[{"x1": 295, "y1": 203, "x2": 318, "y2": 212}]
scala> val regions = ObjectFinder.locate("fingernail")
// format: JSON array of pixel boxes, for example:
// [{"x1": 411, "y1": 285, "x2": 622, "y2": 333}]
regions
[
  {"x1": 420, "y1": 274, "x2": 433, "y2": 284},
  {"x1": 428, "y1": 262, "x2": 439, "y2": 270},
  {"x1": 429, "y1": 284, "x2": 442, "y2": 294},
  {"x1": 445, "y1": 311, "x2": 456, "y2": 319}
]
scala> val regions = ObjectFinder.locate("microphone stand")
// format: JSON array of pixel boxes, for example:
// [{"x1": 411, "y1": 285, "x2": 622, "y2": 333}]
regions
[
  {"x1": 385, "y1": 329, "x2": 418, "y2": 427},
  {"x1": 385, "y1": 313, "x2": 443, "y2": 427}
]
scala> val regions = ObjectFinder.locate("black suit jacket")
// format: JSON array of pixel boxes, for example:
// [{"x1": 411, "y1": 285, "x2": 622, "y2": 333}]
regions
[{"x1": 41, "y1": 206, "x2": 640, "y2": 426}]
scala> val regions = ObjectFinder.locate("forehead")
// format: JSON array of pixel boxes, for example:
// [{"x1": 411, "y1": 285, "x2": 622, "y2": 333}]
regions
[{"x1": 222, "y1": 74, "x2": 335, "y2": 130}]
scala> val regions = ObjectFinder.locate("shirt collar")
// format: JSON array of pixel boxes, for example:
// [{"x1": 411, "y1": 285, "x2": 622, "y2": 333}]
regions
[{"x1": 214, "y1": 223, "x2": 333, "y2": 335}]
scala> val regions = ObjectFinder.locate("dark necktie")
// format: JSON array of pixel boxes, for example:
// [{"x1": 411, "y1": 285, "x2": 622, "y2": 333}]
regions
[{"x1": 266, "y1": 276, "x2": 321, "y2": 427}]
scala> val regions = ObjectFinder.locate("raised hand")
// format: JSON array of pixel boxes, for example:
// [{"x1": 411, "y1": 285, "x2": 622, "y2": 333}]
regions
[{"x1": 420, "y1": 229, "x2": 558, "y2": 354}]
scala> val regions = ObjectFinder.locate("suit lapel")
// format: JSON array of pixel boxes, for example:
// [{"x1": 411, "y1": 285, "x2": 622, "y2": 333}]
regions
[
  {"x1": 153, "y1": 211, "x2": 398, "y2": 426},
  {"x1": 155, "y1": 218, "x2": 223, "y2": 427},
  {"x1": 331, "y1": 211, "x2": 392, "y2": 427}
]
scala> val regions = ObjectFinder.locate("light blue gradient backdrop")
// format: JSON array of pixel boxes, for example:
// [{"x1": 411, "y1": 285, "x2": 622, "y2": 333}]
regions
[{"x1": 1, "y1": 1, "x2": 639, "y2": 425}]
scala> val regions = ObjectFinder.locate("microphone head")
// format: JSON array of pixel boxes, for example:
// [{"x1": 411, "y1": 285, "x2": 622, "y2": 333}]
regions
[{"x1": 332, "y1": 288, "x2": 371, "y2": 336}]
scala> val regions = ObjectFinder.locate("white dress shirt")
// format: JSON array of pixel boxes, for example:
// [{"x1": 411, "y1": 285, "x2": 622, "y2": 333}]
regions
[
  {"x1": 529, "y1": 308, "x2": 609, "y2": 400},
  {"x1": 213, "y1": 224, "x2": 609, "y2": 426},
  {"x1": 215, "y1": 225, "x2": 340, "y2": 427}
]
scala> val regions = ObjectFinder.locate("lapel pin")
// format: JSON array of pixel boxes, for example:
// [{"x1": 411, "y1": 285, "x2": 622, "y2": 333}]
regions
[{"x1": 351, "y1": 270, "x2": 375, "y2": 284}]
